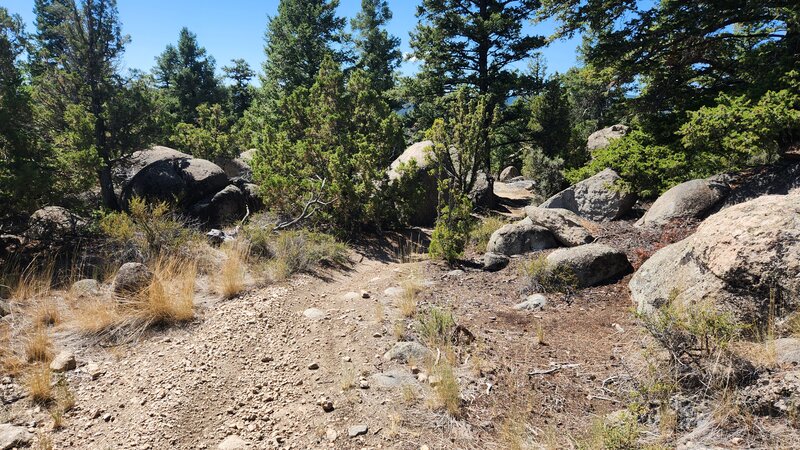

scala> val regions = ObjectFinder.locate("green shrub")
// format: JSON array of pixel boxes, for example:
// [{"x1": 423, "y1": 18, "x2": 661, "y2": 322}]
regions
[
  {"x1": 565, "y1": 130, "x2": 688, "y2": 199},
  {"x1": 428, "y1": 187, "x2": 473, "y2": 263},
  {"x1": 580, "y1": 410, "x2": 642, "y2": 450},
  {"x1": 521, "y1": 145, "x2": 566, "y2": 201},
  {"x1": 680, "y1": 79, "x2": 800, "y2": 168}
]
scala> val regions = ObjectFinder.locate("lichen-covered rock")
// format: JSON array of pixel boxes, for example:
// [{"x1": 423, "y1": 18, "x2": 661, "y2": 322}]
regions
[
  {"x1": 637, "y1": 178, "x2": 729, "y2": 228},
  {"x1": 540, "y1": 168, "x2": 636, "y2": 221},
  {"x1": 486, "y1": 217, "x2": 558, "y2": 256},
  {"x1": 71, "y1": 279, "x2": 101, "y2": 298},
  {"x1": 387, "y1": 141, "x2": 438, "y2": 226},
  {"x1": 630, "y1": 192, "x2": 800, "y2": 324},
  {"x1": 191, "y1": 185, "x2": 247, "y2": 226},
  {"x1": 524, "y1": 206, "x2": 594, "y2": 247},
  {"x1": 112, "y1": 262, "x2": 153, "y2": 296},
  {"x1": 546, "y1": 243, "x2": 632, "y2": 287}
]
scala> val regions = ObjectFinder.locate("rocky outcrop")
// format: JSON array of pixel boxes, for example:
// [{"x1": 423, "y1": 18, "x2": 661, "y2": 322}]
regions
[
  {"x1": 486, "y1": 217, "x2": 558, "y2": 256},
  {"x1": 0, "y1": 423, "x2": 33, "y2": 450},
  {"x1": 499, "y1": 166, "x2": 520, "y2": 182},
  {"x1": 637, "y1": 178, "x2": 729, "y2": 228},
  {"x1": 469, "y1": 171, "x2": 496, "y2": 209},
  {"x1": 547, "y1": 243, "x2": 632, "y2": 287},
  {"x1": 525, "y1": 206, "x2": 594, "y2": 247},
  {"x1": 540, "y1": 168, "x2": 635, "y2": 221},
  {"x1": 121, "y1": 154, "x2": 229, "y2": 208},
  {"x1": 113, "y1": 262, "x2": 153, "y2": 296},
  {"x1": 630, "y1": 192, "x2": 800, "y2": 324},
  {"x1": 587, "y1": 124, "x2": 629, "y2": 153},
  {"x1": 26, "y1": 206, "x2": 87, "y2": 241},
  {"x1": 215, "y1": 157, "x2": 252, "y2": 181}
]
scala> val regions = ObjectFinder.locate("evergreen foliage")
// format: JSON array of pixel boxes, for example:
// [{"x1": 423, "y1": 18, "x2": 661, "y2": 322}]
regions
[{"x1": 351, "y1": 0, "x2": 401, "y2": 95}]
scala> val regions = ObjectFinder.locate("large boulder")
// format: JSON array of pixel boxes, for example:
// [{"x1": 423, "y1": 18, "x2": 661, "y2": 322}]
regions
[
  {"x1": 112, "y1": 262, "x2": 153, "y2": 296},
  {"x1": 587, "y1": 124, "x2": 629, "y2": 153},
  {"x1": 540, "y1": 168, "x2": 636, "y2": 221},
  {"x1": 630, "y1": 192, "x2": 800, "y2": 324},
  {"x1": 26, "y1": 206, "x2": 87, "y2": 241},
  {"x1": 486, "y1": 217, "x2": 558, "y2": 256},
  {"x1": 191, "y1": 185, "x2": 248, "y2": 226},
  {"x1": 469, "y1": 171, "x2": 497, "y2": 209},
  {"x1": 499, "y1": 166, "x2": 520, "y2": 182},
  {"x1": 118, "y1": 146, "x2": 229, "y2": 208},
  {"x1": 547, "y1": 244, "x2": 632, "y2": 288},
  {"x1": 387, "y1": 141, "x2": 438, "y2": 226},
  {"x1": 636, "y1": 178, "x2": 729, "y2": 228},
  {"x1": 524, "y1": 206, "x2": 594, "y2": 247},
  {"x1": 214, "y1": 157, "x2": 252, "y2": 181}
]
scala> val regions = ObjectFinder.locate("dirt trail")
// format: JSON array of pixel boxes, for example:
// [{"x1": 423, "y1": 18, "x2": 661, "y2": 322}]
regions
[{"x1": 47, "y1": 256, "x2": 430, "y2": 449}]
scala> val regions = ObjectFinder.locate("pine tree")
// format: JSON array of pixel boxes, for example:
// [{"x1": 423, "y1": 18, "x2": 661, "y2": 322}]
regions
[
  {"x1": 223, "y1": 58, "x2": 254, "y2": 118},
  {"x1": 154, "y1": 27, "x2": 223, "y2": 125},
  {"x1": 32, "y1": 0, "x2": 155, "y2": 210},
  {"x1": 262, "y1": 0, "x2": 347, "y2": 96},
  {"x1": 408, "y1": 0, "x2": 545, "y2": 174},
  {"x1": 1, "y1": 8, "x2": 51, "y2": 216},
  {"x1": 351, "y1": 0, "x2": 401, "y2": 95}
]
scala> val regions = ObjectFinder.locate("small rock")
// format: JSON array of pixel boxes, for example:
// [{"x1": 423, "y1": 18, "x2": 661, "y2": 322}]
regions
[
  {"x1": 71, "y1": 279, "x2": 101, "y2": 298},
  {"x1": 308, "y1": 362, "x2": 319, "y2": 370},
  {"x1": 483, "y1": 252, "x2": 510, "y2": 272},
  {"x1": 359, "y1": 379, "x2": 370, "y2": 389},
  {"x1": 342, "y1": 292, "x2": 361, "y2": 301},
  {"x1": 318, "y1": 397, "x2": 334, "y2": 412},
  {"x1": 0, "y1": 423, "x2": 33, "y2": 450},
  {"x1": 112, "y1": 262, "x2": 153, "y2": 296},
  {"x1": 383, "y1": 342, "x2": 431, "y2": 363},
  {"x1": 348, "y1": 424, "x2": 368, "y2": 438},
  {"x1": 326, "y1": 428, "x2": 338, "y2": 442},
  {"x1": 217, "y1": 435, "x2": 247, "y2": 450},
  {"x1": 446, "y1": 269, "x2": 464, "y2": 277},
  {"x1": 85, "y1": 362, "x2": 104, "y2": 380},
  {"x1": 612, "y1": 323, "x2": 625, "y2": 333},
  {"x1": 49, "y1": 351, "x2": 76, "y2": 372},
  {"x1": 303, "y1": 308, "x2": 326, "y2": 320},
  {"x1": 361, "y1": 290, "x2": 370, "y2": 299},
  {"x1": 342, "y1": 356, "x2": 351, "y2": 362},
  {"x1": 513, "y1": 294, "x2": 547, "y2": 311}
]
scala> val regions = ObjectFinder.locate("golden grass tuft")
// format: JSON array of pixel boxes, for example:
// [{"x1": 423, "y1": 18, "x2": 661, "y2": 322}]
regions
[
  {"x1": 72, "y1": 256, "x2": 196, "y2": 340},
  {"x1": 27, "y1": 363, "x2": 53, "y2": 404},
  {"x1": 0, "y1": 323, "x2": 24, "y2": 377},
  {"x1": 217, "y1": 241, "x2": 249, "y2": 299},
  {"x1": 12, "y1": 262, "x2": 54, "y2": 302},
  {"x1": 31, "y1": 298, "x2": 61, "y2": 327},
  {"x1": 25, "y1": 327, "x2": 52, "y2": 363},
  {"x1": 340, "y1": 367, "x2": 357, "y2": 391},
  {"x1": 398, "y1": 278, "x2": 422, "y2": 318},
  {"x1": 430, "y1": 359, "x2": 462, "y2": 417}
]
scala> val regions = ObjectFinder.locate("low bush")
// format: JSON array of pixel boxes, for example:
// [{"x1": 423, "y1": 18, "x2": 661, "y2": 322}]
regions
[
  {"x1": 428, "y1": 189, "x2": 473, "y2": 263},
  {"x1": 468, "y1": 216, "x2": 507, "y2": 253},
  {"x1": 99, "y1": 197, "x2": 203, "y2": 263}
]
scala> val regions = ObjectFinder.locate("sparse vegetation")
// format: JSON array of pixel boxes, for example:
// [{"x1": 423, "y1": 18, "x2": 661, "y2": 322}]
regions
[
  {"x1": 27, "y1": 363, "x2": 53, "y2": 404},
  {"x1": 417, "y1": 307, "x2": 456, "y2": 347},
  {"x1": 217, "y1": 241, "x2": 249, "y2": 299},
  {"x1": 398, "y1": 278, "x2": 422, "y2": 318},
  {"x1": 469, "y1": 216, "x2": 507, "y2": 253},
  {"x1": 244, "y1": 227, "x2": 349, "y2": 282},
  {"x1": 579, "y1": 410, "x2": 641, "y2": 450},
  {"x1": 25, "y1": 326, "x2": 52, "y2": 363},
  {"x1": 430, "y1": 359, "x2": 461, "y2": 417},
  {"x1": 524, "y1": 255, "x2": 578, "y2": 296}
]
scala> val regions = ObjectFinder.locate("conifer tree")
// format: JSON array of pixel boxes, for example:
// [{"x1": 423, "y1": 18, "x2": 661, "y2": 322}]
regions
[{"x1": 351, "y1": 0, "x2": 401, "y2": 95}]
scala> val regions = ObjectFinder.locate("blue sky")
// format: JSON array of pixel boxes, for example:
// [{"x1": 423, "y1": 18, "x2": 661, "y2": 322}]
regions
[{"x1": 4, "y1": 0, "x2": 583, "y2": 79}]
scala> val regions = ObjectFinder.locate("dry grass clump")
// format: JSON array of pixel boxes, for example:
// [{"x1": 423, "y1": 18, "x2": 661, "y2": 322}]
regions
[
  {"x1": 523, "y1": 255, "x2": 578, "y2": 296},
  {"x1": 31, "y1": 298, "x2": 61, "y2": 327},
  {"x1": 12, "y1": 263, "x2": 54, "y2": 303},
  {"x1": 49, "y1": 377, "x2": 75, "y2": 429},
  {"x1": 340, "y1": 367, "x2": 357, "y2": 391},
  {"x1": 417, "y1": 307, "x2": 456, "y2": 347},
  {"x1": 25, "y1": 326, "x2": 53, "y2": 363},
  {"x1": 398, "y1": 278, "x2": 422, "y2": 318},
  {"x1": 73, "y1": 257, "x2": 196, "y2": 340},
  {"x1": 430, "y1": 359, "x2": 462, "y2": 417},
  {"x1": 27, "y1": 363, "x2": 53, "y2": 404},
  {"x1": 217, "y1": 241, "x2": 249, "y2": 299},
  {"x1": 0, "y1": 323, "x2": 24, "y2": 376}
]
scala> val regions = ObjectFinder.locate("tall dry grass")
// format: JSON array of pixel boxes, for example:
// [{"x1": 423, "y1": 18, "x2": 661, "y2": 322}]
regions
[{"x1": 217, "y1": 241, "x2": 249, "y2": 299}]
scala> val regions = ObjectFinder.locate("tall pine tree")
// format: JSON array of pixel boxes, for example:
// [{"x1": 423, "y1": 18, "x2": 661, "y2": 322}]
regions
[
  {"x1": 408, "y1": 0, "x2": 545, "y2": 174},
  {"x1": 32, "y1": 0, "x2": 155, "y2": 210},
  {"x1": 154, "y1": 27, "x2": 223, "y2": 125},
  {"x1": 351, "y1": 0, "x2": 401, "y2": 95},
  {"x1": 262, "y1": 0, "x2": 347, "y2": 96}
]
